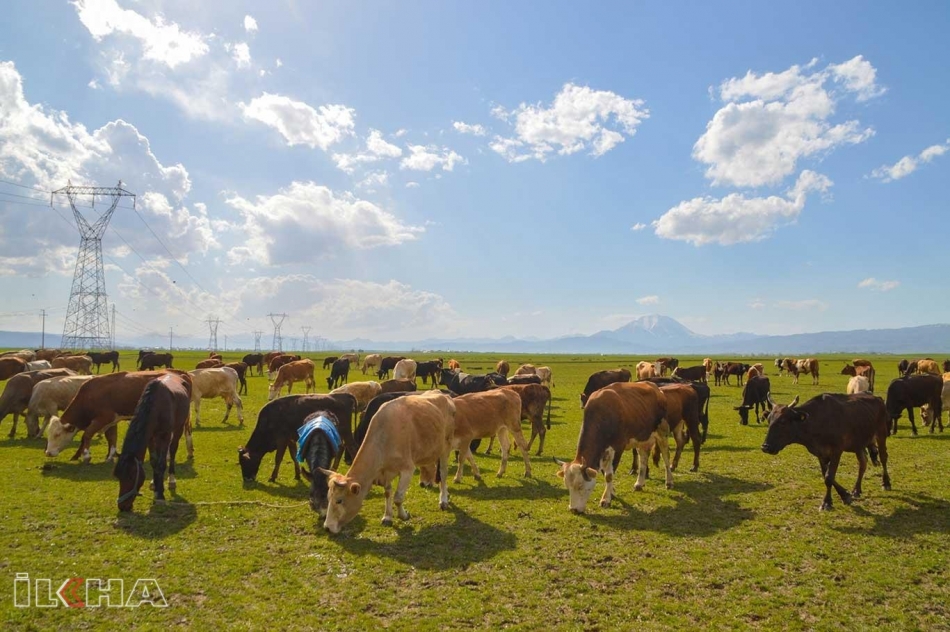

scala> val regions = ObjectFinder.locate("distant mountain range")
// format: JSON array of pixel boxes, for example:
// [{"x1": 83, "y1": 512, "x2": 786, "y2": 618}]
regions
[{"x1": 4, "y1": 314, "x2": 950, "y2": 354}]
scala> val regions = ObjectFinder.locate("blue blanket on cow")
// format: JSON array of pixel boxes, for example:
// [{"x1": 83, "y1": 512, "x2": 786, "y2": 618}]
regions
[{"x1": 296, "y1": 414, "x2": 341, "y2": 463}]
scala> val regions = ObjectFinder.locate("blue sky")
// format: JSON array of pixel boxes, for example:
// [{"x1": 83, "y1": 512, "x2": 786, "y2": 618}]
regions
[{"x1": 1, "y1": 1, "x2": 948, "y2": 346}]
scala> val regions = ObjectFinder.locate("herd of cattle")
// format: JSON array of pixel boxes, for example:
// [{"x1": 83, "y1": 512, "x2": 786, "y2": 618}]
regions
[{"x1": 2, "y1": 347, "x2": 949, "y2": 532}]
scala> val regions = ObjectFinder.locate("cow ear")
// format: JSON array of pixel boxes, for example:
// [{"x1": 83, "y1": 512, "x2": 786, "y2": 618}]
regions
[
  {"x1": 62, "y1": 423, "x2": 75, "y2": 432},
  {"x1": 555, "y1": 469, "x2": 565, "y2": 478},
  {"x1": 585, "y1": 467, "x2": 598, "y2": 479},
  {"x1": 349, "y1": 482, "x2": 361, "y2": 495}
]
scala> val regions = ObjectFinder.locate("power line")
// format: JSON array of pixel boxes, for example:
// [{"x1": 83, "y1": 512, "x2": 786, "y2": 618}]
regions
[{"x1": 0, "y1": 178, "x2": 51, "y2": 193}]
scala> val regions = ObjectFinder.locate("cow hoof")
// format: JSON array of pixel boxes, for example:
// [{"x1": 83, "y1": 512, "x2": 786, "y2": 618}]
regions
[
  {"x1": 666, "y1": 483, "x2": 674, "y2": 490},
  {"x1": 820, "y1": 502, "x2": 833, "y2": 511},
  {"x1": 485, "y1": 450, "x2": 493, "y2": 455},
  {"x1": 168, "y1": 482, "x2": 177, "y2": 491},
  {"x1": 690, "y1": 466, "x2": 699, "y2": 473},
  {"x1": 883, "y1": 483, "x2": 892, "y2": 491},
  {"x1": 149, "y1": 482, "x2": 155, "y2": 491},
  {"x1": 399, "y1": 511, "x2": 410, "y2": 521},
  {"x1": 850, "y1": 490, "x2": 861, "y2": 499},
  {"x1": 473, "y1": 474, "x2": 482, "y2": 482},
  {"x1": 381, "y1": 518, "x2": 393, "y2": 527},
  {"x1": 154, "y1": 498, "x2": 165, "y2": 505},
  {"x1": 842, "y1": 494, "x2": 853, "y2": 506},
  {"x1": 599, "y1": 499, "x2": 610, "y2": 508},
  {"x1": 268, "y1": 477, "x2": 277, "y2": 483},
  {"x1": 634, "y1": 484, "x2": 644, "y2": 492},
  {"x1": 6, "y1": 431, "x2": 14, "y2": 439},
  {"x1": 439, "y1": 502, "x2": 449, "y2": 511}
]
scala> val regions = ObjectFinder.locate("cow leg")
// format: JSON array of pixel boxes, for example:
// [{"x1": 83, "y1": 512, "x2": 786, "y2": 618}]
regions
[
  {"x1": 270, "y1": 443, "x2": 287, "y2": 482},
  {"x1": 600, "y1": 447, "x2": 617, "y2": 507},
  {"x1": 184, "y1": 422, "x2": 194, "y2": 460},
  {"x1": 633, "y1": 444, "x2": 650, "y2": 492},
  {"x1": 235, "y1": 396, "x2": 244, "y2": 426},
  {"x1": 535, "y1": 424, "x2": 546, "y2": 457},
  {"x1": 688, "y1": 420, "x2": 702, "y2": 472},
  {"x1": 496, "y1": 427, "x2": 511, "y2": 478},
  {"x1": 878, "y1": 432, "x2": 892, "y2": 491},
  {"x1": 151, "y1": 446, "x2": 168, "y2": 502},
  {"x1": 393, "y1": 469, "x2": 413, "y2": 521},
  {"x1": 454, "y1": 444, "x2": 476, "y2": 483},
  {"x1": 908, "y1": 407, "x2": 918, "y2": 436},
  {"x1": 381, "y1": 478, "x2": 395, "y2": 526},
  {"x1": 510, "y1": 425, "x2": 532, "y2": 478},
  {"x1": 485, "y1": 435, "x2": 494, "y2": 455},
  {"x1": 104, "y1": 425, "x2": 119, "y2": 461},
  {"x1": 222, "y1": 400, "x2": 232, "y2": 424},
  {"x1": 438, "y1": 450, "x2": 451, "y2": 510},
  {"x1": 654, "y1": 432, "x2": 674, "y2": 489},
  {"x1": 8, "y1": 411, "x2": 18, "y2": 438},
  {"x1": 852, "y1": 449, "x2": 868, "y2": 499},
  {"x1": 670, "y1": 423, "x2": 686, "y2": 471},
  {"x1": 193, "y1": 398, "x2": 202, "y2": 428}
]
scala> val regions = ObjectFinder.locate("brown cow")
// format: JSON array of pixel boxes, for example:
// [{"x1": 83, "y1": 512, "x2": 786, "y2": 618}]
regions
[
  {"x1": 556, "y1": 382, "x2": 670, "y2": 513},
  {"x1": 380, "y1": 378, "x2": 417, "y2": 394},
  {"x1": 268, "y1": 359, "x2": 315, "y2": 400},
  {"x1": 140, "y1": 353, "x2": 174, "y2": 370},
  {"x1": 208, "y1": 352, "x2": 223, "y2": 361},
  {"x1": 448, "y1": 359, "x2": 461, "y2": 371},
  {"x1": 917, "y1": 359, "x2": 940, "y2": 376},
  {"x1": 45, "y1": 370, "x2": 177, "y2": 462},
  {"x1": 224, "y1": 361, "x2": 249, "y2": 395},
  {"x1": 0, "y1": 369, "x2": 76, "y2": 437},
  {"x1": 656, "y1": 383, "x2": 702, "y2": 473},
  {"x1": 195, "y1": 358, "x2": 224, "y2": 369},
  {"x1": 493, "y1": 383, "x2": 552, "y2": 455},
  {"x1": 268, "y1": 354, "x2": 300, "y2": 377},
  {"x1": 495, "y1": 360, "x2": 510, "y2": 377},
  {"x1": 581, "y1": 368, "x2": 632, "y2": 407},
  {"x1": 34, "y1": 349, "x2": 63, "y2": 362},
  {"x1": 0, "y1": 357, "x2": 28, "y2": 381},
  {"x1": 263, "y1": 351, "x2": 283, "y2": 366},
  {"x1": 451, "y1": 389, "x2": 530, "y2": 482},
  {"x1": 51, "y1": 355, "x2": 93, "y2": 375},
  {"x1": 671, "y1": 365, "x2": 707, "y2": 383}
]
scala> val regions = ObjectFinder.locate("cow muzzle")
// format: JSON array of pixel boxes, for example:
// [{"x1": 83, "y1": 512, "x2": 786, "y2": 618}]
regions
[{"x1": 761, "y1": 443, "x2": 778, "y2": 455}]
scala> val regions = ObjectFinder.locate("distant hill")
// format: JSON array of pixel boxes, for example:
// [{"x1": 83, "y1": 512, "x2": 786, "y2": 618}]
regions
[{"x1": 4, "y1": 315, "x2": 950, "y2": 354}]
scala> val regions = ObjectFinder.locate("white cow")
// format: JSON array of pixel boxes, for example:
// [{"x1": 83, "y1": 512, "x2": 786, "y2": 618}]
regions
[
  {"x1": 361, "y1": 354, "x2": 382, "y2": 375},
  {"x1": 515, "y1": 364, "x2": 537, "y2": 376},
  {"x1": 25, "y1": 375, "x2": 95, "y2": 437},
  {"x1": 846, "y1": 375, "x2": 870, "y2": 395},
  {"x1": 536, "y1": 366, "x2": 554, "y2": 388},
  {"x1": 393, "y1": 359, "x2": 417, "y2": 381},
  {"x1": 330, "y1": 381, "x2": 383, "y2": 413},
  {"x1": 340, "y1": 353, "x2": 360, "y2": 366},
  {"x1": 189, "y1": 367, "x2": 244, "y2": 427},
  {"x1": 25, "y1": 360, "x2": 52, "y2": 372}
]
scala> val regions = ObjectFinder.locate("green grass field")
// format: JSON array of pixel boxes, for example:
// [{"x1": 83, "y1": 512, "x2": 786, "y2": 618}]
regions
[{"x1": 2, "y1": 351, "x2": 949, "y2": 630}]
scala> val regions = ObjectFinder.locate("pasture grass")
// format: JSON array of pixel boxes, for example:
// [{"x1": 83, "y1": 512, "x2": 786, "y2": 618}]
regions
[{"x1": 2, "y1": 351, "x2": 949, "y2": 630}]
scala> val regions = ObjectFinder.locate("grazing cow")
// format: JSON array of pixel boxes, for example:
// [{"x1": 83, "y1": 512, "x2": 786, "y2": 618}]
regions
[
  {"x1": 898, "y1": 359, "x2": 917, "y2": 377},
  {"x1": 298, "y1": 411, "x2": 348, "y2": 518},
  {"x1": 644, "y1": 377, "x2": 712, "y2": 443},
  {"x1": 515, "y1": 364, "x2": 536, "y2": 376},
  {"x1": 0, "y1": 357, "x2": 28, "y2": 381},
  {"x1": 269, "y1": 354, "x2": 300, "y2": 378},
  {"x1": 238, "y1": 393, "x2": 357, "y2": 482},
  {"x1": 263, "y1": 351, "x2": 283, "y2": 366},
  {"x1": 208, "y1": 352, "x2": 223, "y2": 361},
  {"x1": 885, "y1": 375, "x2": 943, "y2": 435},
  {"x1": 195, "y1": 358, "x2": 224, "y2": 370},
  {"x1": 322, "y1": 356, "x2": 340, "y2": 370},
  {"x1": 88, "y1": 351, "x2": 120, "y2": 373},
  {"x1": 189, "y1": 367, "x2": 245, "y2": 426},
  {"x1": 497, "y1": 383, "x2": 552, "y2": 455},
  {"x1": 114, "y1": 373, "x2": 193, "y2": 512},
  {"x1": 655, "y1": 358, "x2": 679, "y2": 376},
  {"x1": 416, "y1": 361, "x2": 443, "y2": 387},
  {"x1": 320, "y1": 391, "x2": 457, "y2": 534},
  {"x1": 34, "y1": 349, "x2": 62, "y2": 362},
  {"x1": 25, "y1": 360, "x2": 52, "y2": 372},
  {"x1": 917, "y1": 359, "x2": 940, "y2": 376},
  {"x1": 496, "y1": 360, "x2": 510, "y2": 377},
  {"x1": 340, "y1": 353, "x2": 360, "y2": 366},
  {"x1": 671, "y1": 365, "x2": 707, "y2": 384},
  {"x1": 242, "y1": 353, "x2": 265, "y2": 376},
  {"x1": 555, "y1": 382, "x2": 671, "y2": 513},
  {"x1": 847, "y1": 375, "x2": 870, "y2": 395},
  {"x1": 392, "y1": 359, "x2": 417, "y2": 382},
  {"x1": 1, "y1": 349, "x2": 35, "y2": 362},
  {"x1": 439, "y1": 369, "x2": 497, "y2": 395},
  {"x1": 506, "y1": 374, "x2": 540, "y2": 386},
  {"x1": 450, "y1": 389, "x2": 530, "y2": 483},
  {"x1": 25, "y1": 375, "x2": 94, "y2": 438},
  {"x1": 269, "y1": 360, "x2": 317, "y2": 400},
  {"x1": 45, "y1": 371, "x2": 176, "y2": 462},
  {"x1": 0, "y1": 369, "x2": 76, "y2": 437},
  {"x1": 734, "y1": 375, "x2": 773, "y2": 425},
  {"x1": 536, "y1": 366, "x2": 554, "y2": 388},
  {"x1": 761, "y1": 394, "x2": 891, "y2": 511},
  {"x1": 330, "y1": 380, "x2": 382, "y2": 414},
  {"x1": 380, "y1": 378, "x2": 417, "y2": 394},
  {"x1": 636, "y1": 361, "x2": 656, "y2": 380},
  {"x1": 448, "y1": 359, "x2": 461, "y2": 371},
  {"x1": 376, "y1": 356, "x2": 406, "y2": 380},
  {"x1": 656, "y1": 383, "x2": 703, "y2": 472},
  {"x1": 944, "y1": 360, "x2": 950, "y2": 374},
  {"x1": 223, "y1": 361, "x2": 249, "y2": 395},
  {"x1": 139, "y1": 353, "x2": 174, "y2": 371},
  {"x1": 580, "y1": 368, "x2": 633, "y2": 407},
  {"x1": 721, "y1": 362, "x2": 750, "y2": 386},
  {"x1": 920, "y1": 373, "x2": 950, "y2": 432},
  {"x1": 51, "y1": 355, "x2": 93, "y2": 375},
  {"x1": 326, "y1": 358, "x2": 351, "y2": 390},
  {"x1": 361, "y1": 354, "x2": 382, "y2": 375}
]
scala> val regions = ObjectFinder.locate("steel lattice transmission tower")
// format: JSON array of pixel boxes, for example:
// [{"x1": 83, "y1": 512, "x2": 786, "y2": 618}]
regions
[
  {"x1": 253, "y1": 330, "x2": 263, "y2": 353},
  {"x1": 206, "y1": 316, "x2": 221, "y2": 351},
  {"x1": 268, "y1": 313, "x2": 288, "y2": 351},
  {"x1": 53, "y1": 181, "x2": 135, "y2": 351},
  {"x1": 301, "y1": 326, "x2": 311, "y2": 353}
]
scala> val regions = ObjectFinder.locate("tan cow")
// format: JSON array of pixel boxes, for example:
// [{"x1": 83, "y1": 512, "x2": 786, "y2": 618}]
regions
[
  {"x1": 703, "y1": 358, "x2": 713, "y2": 378},
  {"x1": 917, "y1": 359, "x2": 940, "y2": 376},
  {"x1": 268, "y1": 353, "x2": 300, "y2": 378},
  {"x1": 515, "y1": 364, "x2": 536, "y2": 376},
  {"x1": 0, "y1": 357, "x2": 27, "y2": 381},
  {"x1": 921, "y1": 373, "x2": 950, "y2": 431},
  {"x1": 25, "y1": 375, "x2": 95, "y2": 437},
  {"x1": 536, "y1": 366, "x2": 554, "y2": 388},
  {"x1": 361, "y1": 354, "x2": 382, "y2": 375},
  {"x1": 1, "y1": 349, "x2": 35, "y2": 362},
  {"x1": 195, "y1": 358, "x2": 224, "y2": 369},
  {"x1": 320, "y1": 390, "x2": 456, "y2": 534},
  {"x1": 495, "y1": 360, "x2": 510, "y2": 377},
  {"x1": 51, "y1": 355, "x2": 93, "y2": 375},
  {"x1": 448, "y1": 359, "x2": 461, "y2": 371},
  {"x1": 0, "y1": 368, "x2": 76, "y2": 437},
  {"x1": 34, "y1": 349, "x2": 63, "y2": 362},
  {"x1": 340, "y1": 353, "x2": 360, "y2": 366},
  {"x1": 636, "y1": 361, "x2": 656, "y2": 380},
  {"x1": 268, "y1": 359, "x2": 316, "y2": 400},
  {"x1": 451, "y1": 389, "x2": 530, "y2": 483},
  {"x1": 746, "y1": 363, "x2": 764, "y2": 381},
  {"x1": 189, "y1": 367, "x2": 245, "y2": 426},
  {"x1": 330, "y1": 381, "x2": 383, "y2": 413},
  {"x1": 393, "y1": 359, "x2": 417, "y2": 381}
]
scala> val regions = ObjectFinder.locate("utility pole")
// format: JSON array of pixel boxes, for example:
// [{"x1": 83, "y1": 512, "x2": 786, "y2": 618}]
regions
[
  {"x1": 39, "y1": 309, "x2": 46, "y2": 349},
  {"x1": 224, "y1": 335, "x2": 228, "y2": 352},
  {"x1": 169, "y1": 327, "x2": 173, "y2": 351},
  {"x1": 110, "y1": 304, "x2": 116, "y2": 350},
  {"x1": 253, "y1": 330, "x2": 263, "y2": 353},
  {"x1": 268, "y1": 313, "x2": 288, "y2": 352}
]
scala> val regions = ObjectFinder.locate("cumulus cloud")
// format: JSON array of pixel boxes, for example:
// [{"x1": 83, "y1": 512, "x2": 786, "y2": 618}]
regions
[
  {"x1": 405, "y1": 181, "x2": 420, "y2": 188},
  {"x1": 225, "y1": 181, "x2": 423, "y2": 265},
  {"x1": 636, "y1": 295, "x2": 660, "y2": 305},
  {"x1": 696, "y1": 56, "x2": 881, "y2": 188},
  {"x1": 240, "y1": 93, "x2": 355, "y2": 150},
  {"x1": 652, "y1": 170, "x2": 832, "y2": 246},
  {"x1": 858, "y1": 277, "x2": 900, "y2": 292},
  {"x1": 332, "y1": 129, "x2": 403, "y2": 173},
  {"x1": 229, "y1": 42, "x2": 251, "y2": 68},
  {"x1": 453, "y1": 121, "x2": 487, "y2": 136},
  {"x1": 400, "y1": 145, "x2": 465, "y2": 172},
  {"x1": 244, "y1": 15, "x2": 258, "y2": 33},
  {"x1": 490, "y1": 83, "x2": 649, "y2": 162},
  {"x1": 631, "y1": 222, "x2": 647, "y2": 231},
  {"x1": 871, "y1": 139, "x2": 950, "y2": 182}
]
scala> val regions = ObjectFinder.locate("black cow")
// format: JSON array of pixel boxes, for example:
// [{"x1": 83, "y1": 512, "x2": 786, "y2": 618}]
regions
[
  {"x1": 671, "y1": 365, "x2": 706, "y2": 384},
  {"x1": 242, "y1": 353, "x2": 264, "y2": 376},
  {"x1": 416, "y1": 360, "x2": 443, "y2": 387},
  {"x1": 721, "y1": 362, "x2": 750, "y2": 386},
  {"x1": 322, "y1": 356, "x2": 339, "y2": 370},
  {"x1": 326, "y1": 358, "x2": 350, "y2": 390},
  {"x1": 885, "y1": 375, "x2": 943, "y2": 435},
  {"x1": 761, "y1": 393, "x2": 892, "y2": 511},
  {"x1": 897, "y1": 359, "x2": 918, "y2": 377},
  {"x1": 734, "y1": 375, "x2": 772, "y2": 425},
  {"x1": 580, "y1": 368, "x2": 632, "y2": 407},
  {"x1": 139, "y1": 352, "x2": 173, "y2": 370},
  {"x1": 376, "y1": 356, "x2": 405, "y2": 380},
  {"x1": 237, "y1": 393, "x2": 357, "y2": 482},
  {"x1": 943, "y1": 359, "x2": 950, "y2": 374},
  {"x1": 88, "y1": 351, "x2": 120, "y2": 373},
  {"x1": 223, "y1": 362, "x2": 249, "y2": 396},
  {"x1": 439, "y1": 369, "x2": 497, "y2": 395}
]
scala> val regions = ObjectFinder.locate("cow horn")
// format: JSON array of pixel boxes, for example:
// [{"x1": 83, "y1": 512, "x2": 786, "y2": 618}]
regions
[
  {"x1": 553, "y1": 457, "x2": 567, "y2": 466},
  {"x1": 789, "y1": 395, "x2": 799, "y2": 407},
  {"x1": 316, "y1": 467, "x2": 336, "y2": 477},
  {"x1": 767, "y1": 393, "x2": 775, "y2": 406}
]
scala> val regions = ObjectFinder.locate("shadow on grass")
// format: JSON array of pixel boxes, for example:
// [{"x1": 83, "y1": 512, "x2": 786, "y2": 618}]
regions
[
  {"x1": 585, "y1": 473, "x2": 771, "y2": 537},
  {"x1": 834, "y1": 492, "x2": 950, "y2": 538},
  {"x1": 191, "y1": 424, "x2": 245, "y2": 433},
  {"x1": 114, "y1": 494, "x2": 198, "y2": 538},
  {"x1": 0, "y1": 436, "x2": 46, "y2": 448},
  {"x1": 41, "y1": 456, "x2": 198, "y2": 481},
  {"x1": 450, "y1": 475, "x2": 564, "y2": 501},
  {"x1": 331, "y1": 505, "x2": 516, "y2": 570},
  {"x1": 242, "y1": 477, "x2": 308, "y2": 500}
]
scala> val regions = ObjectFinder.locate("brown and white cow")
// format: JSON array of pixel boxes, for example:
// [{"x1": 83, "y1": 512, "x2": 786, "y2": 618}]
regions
[
  {"x1": 0, "y1": 368, "x2": 76, "y2": 437},
  {"x1": 0, "y1": 356, "x2": 28, "y2": 381},
  {"x1": 26, "y1": 375, "x2": 95, "y2": 438},
  {"x1": 556, "y1": 382, "x2": 670, "y2": 513},
  {"x1": 451, "y1": 389, "x2": 530, "y2": 482},
  {"x1": 330, "y1": 380, "x2": 383, "y2": 413},
  {"x1": 796, "y1": 358, "x2": 820, "y2": 385},
  {"x1": 268, "y1": 359, "x2": 316, "y2": 400},
  {"x1": 320, "y1": 390, "x2": 456, "y2": 534},
  {"x1": 189, "y1": 367, "x2": 245, "y2": 426},
  {"x1": 847, "y1": 375, "x2": 870, "y2": 395}
]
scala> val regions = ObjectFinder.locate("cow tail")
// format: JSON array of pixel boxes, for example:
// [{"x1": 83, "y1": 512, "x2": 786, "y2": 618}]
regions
[{"x1": 546, "y1": 389, "x2": 552, "y2": 430}]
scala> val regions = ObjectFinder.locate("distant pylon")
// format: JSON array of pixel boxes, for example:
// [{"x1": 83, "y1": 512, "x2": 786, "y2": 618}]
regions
[
  {"x1": 54, "y1": 181, "x2": 135, "y2": 351},
  {"x1": 268, "y1": 313, "x2": 288, "y2": 351},
  {"x1": 206, "y1": 315, "x2": 221, "y2": 351},
  {"x1": 301, "y1": 326, "x2": 311, "y2": 353},
  {"x1": 253, "y1": 330, "x2": 263, "y2": 353}
]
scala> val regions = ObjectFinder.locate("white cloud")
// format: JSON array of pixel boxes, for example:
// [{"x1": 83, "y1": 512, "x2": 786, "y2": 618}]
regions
[
  {"x1": 453, "y1": 121, "x2": 487, "y2": 136},
  {"x1": 636, "y1": 295, "x2": 659, "y2": 305},
  {"x1": 332, "y1": 129, "x2": 403, "y2": 173},
  {"x1": 405, "y1": 182, "x2": 420, "y2": 189},
  {"x1": 357, "y1": 171, "x2": 389, "y2": 189},
  {"x1": 871, "y1": 139, "x2": 950, "y2": 182},
  {"x1": 653, "y1": 170, "x2": 832, "y2": 246},
  {"x1": 748, "y1": 298, "x2": 766, "y2": 309},
  {"x1": 630, "y1": 222, "x2": 647, "y2": 231},
  {"x1": 240, "y1": 93, "x2": 355, "y2": 150},
  {"x1": 400, "y1": 145, "x2": 465, "y2": 172},
  {"x1": 244, "y1": 15, "x2": 258, "y2": 33},
  {"x1": 776, "y1": 299, "x2": 828, "y2": 311},
  {"x1": 225, "y1": 181, "x2": 423, "y2": 265},
  {"x1": 88, "y1": 78, "x2": 100, "y2": 89},
  {"x1": 858, "y1": 277, "x2": 900, "y2": 292},
  {"x1": 490, "y1": 83, "x2": 649, "y2": 162},
  {"x1": 230, "y1": 42, "x2": 251, "y2": 68},
  {"x1": 275, "y1": 58, "x2": 283, "y2": 68},
  {"x1": 696, "y1": 56, "x2": 881, "y2": 188}
]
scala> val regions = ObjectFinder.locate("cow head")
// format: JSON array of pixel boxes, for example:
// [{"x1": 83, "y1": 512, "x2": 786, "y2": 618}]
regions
[
  {"x1": 320, "y1": 469, "x2": 367, "y2": 534},
  {"x1": 325, "y1": 376, "x2": 334, "y2": 390},
  {"x1": 113, "y1": 454, "x2": 146, "y2": 512},
  {"x1": 761, "y1": 396, "x2": 804, "y2": 455},
  {"x1": 237, "y1": 446, "x2": 260, "y2": 481},
  {"x1": 266, "y1": 382, "x2": 280, "y2": 401},
  {"x1": 44, "y1": 416, "x2": 78, "y2": 457},
  {"x1": 734, "y1": 405, "x2": 752, "y2": 425},
  {"x1": 580, "y1": 393, "x2": 588, "y2": 408},
  {"x1": 555, "y1": 457, "x2": 598, "y2": 514},
  {"x1": 841, "y1": 364, "x2": 857, "y2": 376}
]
